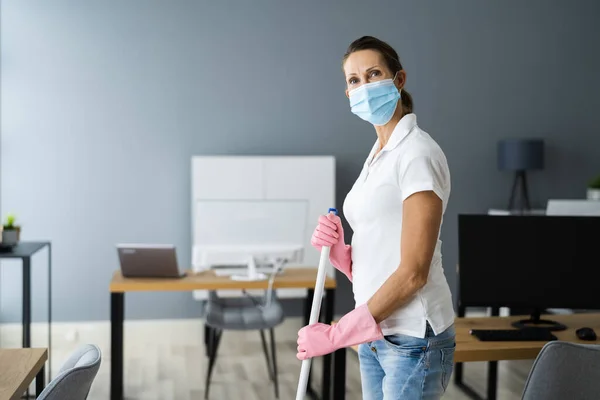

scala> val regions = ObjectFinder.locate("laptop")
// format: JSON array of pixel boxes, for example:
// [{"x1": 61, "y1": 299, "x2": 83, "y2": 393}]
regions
[{"x1": 117, "y1": 243, "x2": 185, "y2": 278}]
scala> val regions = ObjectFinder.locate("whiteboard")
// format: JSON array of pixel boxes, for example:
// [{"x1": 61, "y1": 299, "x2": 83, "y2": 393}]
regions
[
  {"x1": 194, "y1": 199, "x2": 308, "y2": 247},
  {"x1": 191, "y1": 155, "x2": 336, "y2": 300}
]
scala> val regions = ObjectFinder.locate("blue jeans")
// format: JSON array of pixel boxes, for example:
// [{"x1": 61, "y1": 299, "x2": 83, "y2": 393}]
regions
[{"x1": 358, "y1": 323, "x2": 456, "y2": 400}]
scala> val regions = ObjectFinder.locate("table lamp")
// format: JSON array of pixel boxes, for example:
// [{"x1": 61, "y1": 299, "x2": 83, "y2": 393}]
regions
[{"x1": 497, "y1": 138, "x2": 544, "y2": 211}]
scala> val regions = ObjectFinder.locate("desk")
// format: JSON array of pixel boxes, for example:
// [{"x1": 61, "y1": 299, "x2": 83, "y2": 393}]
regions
[
  {"x1": 332, "y1": 313, "x2": 600, "y2": 400},
  {"x1": 0, "y1": 348, "x2": 47, "y2": 399},
  {"x1": 0, "y1": 242, "x2": 53, "y2": 379},
  {"x1": 109, "y1": 267, "x2": 337, "y2": 400}
]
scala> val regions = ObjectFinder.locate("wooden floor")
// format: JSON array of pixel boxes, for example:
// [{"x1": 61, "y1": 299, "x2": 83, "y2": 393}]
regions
[{"x1": 0, "y1": 318, "x2": 532, "y2": 399}]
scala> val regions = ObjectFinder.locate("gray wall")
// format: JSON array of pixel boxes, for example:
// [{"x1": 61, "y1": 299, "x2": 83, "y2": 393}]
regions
[{"x1": 2, "y1": 1, "x2": 599, "y2": 322}]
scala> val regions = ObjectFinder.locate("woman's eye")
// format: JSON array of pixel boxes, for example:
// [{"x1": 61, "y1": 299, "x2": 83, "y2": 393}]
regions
[
  {"x1": 370, "y1": 70, "x2": 380, "y2": 77},
  {"x1": 348, "y1": 77, "x2": 358, "y2": 85}
]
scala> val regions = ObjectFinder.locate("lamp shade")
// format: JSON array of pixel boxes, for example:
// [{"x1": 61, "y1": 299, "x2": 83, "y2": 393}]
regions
[{"x1": 497, "y1": 138, "x2": 544, "y2": 171}]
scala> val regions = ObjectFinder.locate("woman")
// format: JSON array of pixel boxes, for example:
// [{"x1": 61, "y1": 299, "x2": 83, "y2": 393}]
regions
[{"x1": 296, "y1": 36, "x2": 456, "y2": 399}]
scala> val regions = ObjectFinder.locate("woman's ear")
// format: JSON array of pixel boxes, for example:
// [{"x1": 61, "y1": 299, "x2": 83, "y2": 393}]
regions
[
  {"x1": 345, "y1": 88, "x2": 350, "y2": 99},
  {"x1": 394, "y1": 70, "x2": 407, "y2": 91}
]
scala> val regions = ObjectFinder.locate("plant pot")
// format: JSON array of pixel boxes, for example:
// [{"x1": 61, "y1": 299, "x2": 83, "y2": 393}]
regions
[
  {"x1": 587, "y1": 188, "x2": 600, "y2": 201},
  {"x1": 1, "y1": 227, "x2": 20, "y2": 245}
]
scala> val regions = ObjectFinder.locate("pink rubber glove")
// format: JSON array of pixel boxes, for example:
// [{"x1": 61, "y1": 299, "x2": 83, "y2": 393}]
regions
[
  {"x1": 310, "y1": 212, "x2": 353, "y2": 282},
  {"x1": 296, "y1": 304, "x2": 383, "y2": 360}
]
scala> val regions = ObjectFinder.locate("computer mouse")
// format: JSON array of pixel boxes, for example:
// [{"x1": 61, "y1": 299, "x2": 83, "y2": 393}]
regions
[{"x1": 576, "y1": 327, "x2": 597, "y2": 341}]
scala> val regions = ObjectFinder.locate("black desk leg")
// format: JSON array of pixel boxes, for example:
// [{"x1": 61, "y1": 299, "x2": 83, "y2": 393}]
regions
[
  {"x1": 487, "y1": 307, "x2": 500, "y2": 400},
  {"x1": 454, "y1": 306, "x2": 500, "y2": 400},
  {"x1": 454, "y1": 304, "x2": 466, "y2": 386},
  {"x1": 111, "y1": 293, "x2": 124, "y2": 400},
  {"x1": 321, "y1": 289, "x2": 335, "y2": 400},
  {"x1": 23, "y1": 256, "x2": 32, "y2": 348},
  {"x1": 47, "y1": 243, "x2": 52, "y2": 380},
  {"x1": 23, "y1": 257, "x2": 32, "y2": 399},
  {"x1": 453, "y1": 363, "x2": 498, "y2": 400},
  {"x1": 333, "y1": 348, "x2": 346, "y2": 400},
  {"x1": 487, "y1": 361, "x2": 498, "y2": 400},
  {"x1": 304, "y1": 289, "x2": 314, "y2": 326},
  {"x1": 36, "y1": 364, "x2": 46, "y2": 397}
]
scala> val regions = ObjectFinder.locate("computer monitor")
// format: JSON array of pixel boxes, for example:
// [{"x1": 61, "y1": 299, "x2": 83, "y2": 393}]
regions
[{"x1": 458, "y1": 214, "x2": 600, "y2": 331}]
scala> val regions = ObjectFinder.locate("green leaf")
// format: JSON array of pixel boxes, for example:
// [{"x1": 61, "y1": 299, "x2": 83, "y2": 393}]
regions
[{"x1": 4, "y1": 213, "x2": 16, "y2": 229}]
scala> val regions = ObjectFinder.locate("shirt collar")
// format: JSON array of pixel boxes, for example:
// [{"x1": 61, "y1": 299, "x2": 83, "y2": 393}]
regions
[
  {"x1": 383, "y1": 113, "x2": 418, "y2": 151},
  {"x1": 366, "y1": 113, "x2": 418, "y2": 164}
]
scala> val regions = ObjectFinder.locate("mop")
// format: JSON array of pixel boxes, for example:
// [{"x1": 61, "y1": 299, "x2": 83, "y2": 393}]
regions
[{"x1": 295, "y1": 207, "x2": 337, "y2": 400}]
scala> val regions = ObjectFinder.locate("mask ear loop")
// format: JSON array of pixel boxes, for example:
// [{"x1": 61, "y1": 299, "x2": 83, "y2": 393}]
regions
[
  {"x1": 392, "y1": 71, "x2": 402, "y2": 93},
  {"x1": 392, "y1": 71, "x2": 404, "y2": 118}
]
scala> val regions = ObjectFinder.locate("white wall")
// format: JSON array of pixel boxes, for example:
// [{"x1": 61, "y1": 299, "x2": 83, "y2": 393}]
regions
[{"x1": 2, "y1": 0, "x2": 600, "y2": 322}]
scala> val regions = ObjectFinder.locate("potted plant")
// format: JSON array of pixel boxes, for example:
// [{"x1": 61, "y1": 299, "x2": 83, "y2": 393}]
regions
[
  {"x1": 588, "y1": 175, "x2": 600, "y2": 201},
  {"x1": 1, "y1": 213, "x2": 21, "y2": 246}
]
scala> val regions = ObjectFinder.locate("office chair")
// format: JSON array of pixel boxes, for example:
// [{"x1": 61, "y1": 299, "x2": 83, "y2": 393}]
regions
[
  {"x1": 521, "y1": 341, "x2": 600, "y2": 400},
  {"x1": 37, "y1": 344, "x2": 101, "y2": 400},
  {"x1": 203, "y1": 258, "x2": 287, "y2": 399}
]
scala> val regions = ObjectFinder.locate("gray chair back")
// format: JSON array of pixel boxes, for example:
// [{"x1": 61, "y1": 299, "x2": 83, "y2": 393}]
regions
[
  {"x1": 37, "y1": 344, "x2": 101, "y2": 400},
  {"x1": 522, "y1": 341, "x2": 600, "y2": 400}
]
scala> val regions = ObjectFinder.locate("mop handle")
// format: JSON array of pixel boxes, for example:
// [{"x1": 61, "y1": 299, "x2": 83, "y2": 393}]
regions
[{"x1": 295, "y1": 208, "x2": 337, "y2": 400}]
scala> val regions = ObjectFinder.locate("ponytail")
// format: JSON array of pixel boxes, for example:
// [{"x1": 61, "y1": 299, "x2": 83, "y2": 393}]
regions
[{"x1": 400, "y1": 88, "x2": 413, "y2": 114}]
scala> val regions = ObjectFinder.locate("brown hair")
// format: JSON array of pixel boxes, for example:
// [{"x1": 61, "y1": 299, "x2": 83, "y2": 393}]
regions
[{"x1": 342, "y1": 36, "x2": 413, "y2": 114}]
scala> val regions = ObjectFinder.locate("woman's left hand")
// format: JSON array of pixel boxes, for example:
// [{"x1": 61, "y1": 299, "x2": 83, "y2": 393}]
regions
[{"x1": 296, "y1": 304, "x2": 383, "y2": 360}]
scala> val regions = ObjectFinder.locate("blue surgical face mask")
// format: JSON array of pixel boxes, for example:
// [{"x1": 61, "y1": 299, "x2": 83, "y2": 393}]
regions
[{"x1": 348, "y1": 77, "x2": 401, "y2": 126}]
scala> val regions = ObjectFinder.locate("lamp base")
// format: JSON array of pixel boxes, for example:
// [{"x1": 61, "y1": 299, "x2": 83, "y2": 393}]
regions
[{"x1": 508, "y1": 170, "x2": 531, "y2": 211}]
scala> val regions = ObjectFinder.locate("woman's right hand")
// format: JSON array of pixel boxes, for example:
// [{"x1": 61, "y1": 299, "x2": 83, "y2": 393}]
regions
[
  {"x1": 310, "y1": 213, "x2": 353, "y2": 282},
  {"x1": 311, "y1": 213, "x2": 343, "y2": 249}
]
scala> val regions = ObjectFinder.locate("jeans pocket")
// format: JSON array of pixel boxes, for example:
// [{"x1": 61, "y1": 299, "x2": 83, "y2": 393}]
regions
[
  {"x1": 440, "y1": 344, "x2": 456, "y2": 391},
  {"x1": 383, "y1": 334, "x2": 428, "y2": 358}
]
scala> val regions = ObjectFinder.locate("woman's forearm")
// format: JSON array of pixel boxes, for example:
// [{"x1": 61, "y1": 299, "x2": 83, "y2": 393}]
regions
[{"x1": 366, "y1": 262, "x2": 428, "y2": 324}]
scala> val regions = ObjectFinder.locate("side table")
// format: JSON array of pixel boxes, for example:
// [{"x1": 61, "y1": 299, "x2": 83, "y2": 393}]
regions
[{"x1": 0, "y1": 241, "x2": 52, "y2": 382}]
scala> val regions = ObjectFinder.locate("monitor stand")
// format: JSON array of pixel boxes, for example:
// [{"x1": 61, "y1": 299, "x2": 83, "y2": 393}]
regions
[{"x1": 511, "y1": 309, "x2": 567, "y2": 331}]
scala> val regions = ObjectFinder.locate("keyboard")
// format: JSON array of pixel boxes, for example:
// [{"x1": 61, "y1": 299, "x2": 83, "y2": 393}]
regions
[
  {"x1": 470, "y1": 328, "x2": 558, "y2": 342},
  {"x1": 211, "y1": 264, "x2": 274, "y2": 277}
]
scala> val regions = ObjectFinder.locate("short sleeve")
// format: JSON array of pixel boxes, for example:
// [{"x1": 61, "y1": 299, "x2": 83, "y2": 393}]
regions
[{"x1": 398, "y1": 155, "x2": 446, "y2": 202}]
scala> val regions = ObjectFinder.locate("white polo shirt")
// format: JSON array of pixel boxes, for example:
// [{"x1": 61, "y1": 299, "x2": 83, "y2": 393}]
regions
[{"x1": 343, "y1": 113, "x2": 455, "y2": 338}]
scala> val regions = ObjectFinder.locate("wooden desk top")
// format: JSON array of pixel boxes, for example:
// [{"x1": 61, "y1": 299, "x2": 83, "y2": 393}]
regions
[
  {"x1": 345, "y1": 313, "x2": 600, "y2": 362},
  {"x1": 110, "y1": 267, "x2": 337, "y2": 293},
  {"x1": 454, "y1": 313, "x2": 600, "y2": 362},
  {"x1": 0, "y1": 348, "x2": 47, "y2": 400}
]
